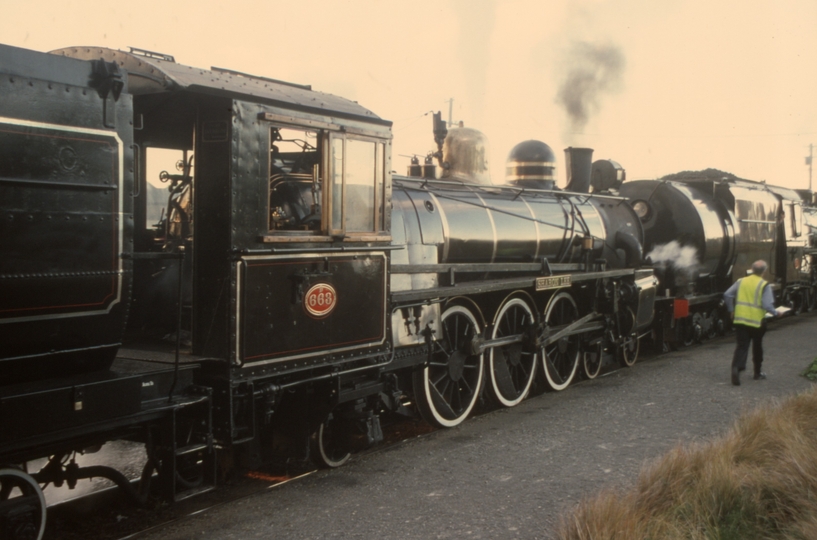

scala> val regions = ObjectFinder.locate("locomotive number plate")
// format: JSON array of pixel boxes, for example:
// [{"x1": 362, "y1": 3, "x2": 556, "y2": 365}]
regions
[
  {"x1": 304, "y1": 283, "x2": 337, "y2": 318},
  {"x1": 536, "y1": 275, "x2": 571, "y2": 291}
]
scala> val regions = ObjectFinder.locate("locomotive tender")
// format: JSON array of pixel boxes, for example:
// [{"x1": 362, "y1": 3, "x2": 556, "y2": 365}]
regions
[{"x1": 0, "y1": 43, "x2": 657, "y2": 537}]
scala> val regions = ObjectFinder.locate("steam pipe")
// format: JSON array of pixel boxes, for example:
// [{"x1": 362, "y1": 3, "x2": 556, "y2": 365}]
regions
[
  {"x1": 615, "y1": 230, "x2": 643, "y2": 268},
  {"x1": 432, "y1": 111, "x2": 448, "y2": 167}
]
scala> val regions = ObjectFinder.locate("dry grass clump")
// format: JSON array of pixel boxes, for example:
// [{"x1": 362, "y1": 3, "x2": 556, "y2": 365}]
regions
[{"x1": 556, "y1": 387, "x2": 817, "y2": 540}]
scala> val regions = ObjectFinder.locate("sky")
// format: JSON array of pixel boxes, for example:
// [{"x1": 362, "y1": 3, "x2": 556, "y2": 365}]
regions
[{"x1": 2, "y1": 0, "x2": 816, "y2": 191}]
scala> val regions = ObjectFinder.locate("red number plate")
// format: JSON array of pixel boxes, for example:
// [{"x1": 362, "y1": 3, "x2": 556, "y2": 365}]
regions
[{"x1": 304, "y1": 283, "x2": 337, "y2": 318}]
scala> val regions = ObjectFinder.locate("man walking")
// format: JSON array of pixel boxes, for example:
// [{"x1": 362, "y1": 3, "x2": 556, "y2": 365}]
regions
[{"x1": 723, "y1": 260, "x2": 778, "y2": 386}]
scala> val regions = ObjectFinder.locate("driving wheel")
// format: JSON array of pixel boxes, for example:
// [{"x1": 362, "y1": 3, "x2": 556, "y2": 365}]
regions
[{"x1": 413, "y1": 304, "x2": 484, "y2": 428}]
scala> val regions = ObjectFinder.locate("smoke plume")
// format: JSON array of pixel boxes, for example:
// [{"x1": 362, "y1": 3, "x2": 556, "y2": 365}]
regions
[
  {"x1": 647, "y1": 241, "x2": 699, "y2": 270},
  {"x1": 556, "y1": 41, "x2": 625, "y2": 133},
  {"x1": 452, "y1": 0, "x2": 497, "y2": 129}
]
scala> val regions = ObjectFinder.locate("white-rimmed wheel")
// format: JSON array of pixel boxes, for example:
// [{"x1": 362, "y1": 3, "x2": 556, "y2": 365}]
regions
[
  {"x1": 541, "y1": 292, "x2": 581, "y2": 391},
  {"x1": 310, "y1": 412, "x2": 352, "y2": 468},
  {"x1": 0, "y1": 468, "x2": 46, "y2": 540},
  {"x1": 582, "y1": 341, "x2": 604, "y2": 380},
  {"x1": 617, "y1": 306, "x2": 641, "y2": 367},
  {"x1": 413, "y1": 304, "x2": 484, "y2": 428},
  {"x1": 489, "y1": 297, "x2": 537, "y2": 407}
]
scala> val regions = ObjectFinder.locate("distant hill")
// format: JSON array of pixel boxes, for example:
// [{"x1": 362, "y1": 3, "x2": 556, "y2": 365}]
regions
[{"x1": 660, "y1": 168, "x2": 750, "y2": 182}]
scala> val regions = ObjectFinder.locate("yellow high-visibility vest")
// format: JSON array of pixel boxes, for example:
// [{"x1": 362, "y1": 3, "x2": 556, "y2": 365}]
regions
[{"x1": 733, "y1": 274, "x2": 768, "y2": 328}]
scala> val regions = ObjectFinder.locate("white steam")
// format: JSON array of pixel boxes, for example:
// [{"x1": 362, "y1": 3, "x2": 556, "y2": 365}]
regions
[{"x1": 647, "y1": 240, "x2": 699, "y2": 270}]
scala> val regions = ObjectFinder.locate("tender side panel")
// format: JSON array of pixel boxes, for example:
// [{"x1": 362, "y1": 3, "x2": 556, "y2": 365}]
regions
[
  {"x1": 239, "y1": 253, "x2": 387, "y2": 365},
  {"x1": 0, "y1": 121, "x2": 122, "y2": 322}
]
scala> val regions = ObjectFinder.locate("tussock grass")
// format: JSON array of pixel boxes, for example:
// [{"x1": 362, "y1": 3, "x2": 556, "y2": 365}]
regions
[{"x1": 556, "y1": 387, "x2": 817, "y2": 540}]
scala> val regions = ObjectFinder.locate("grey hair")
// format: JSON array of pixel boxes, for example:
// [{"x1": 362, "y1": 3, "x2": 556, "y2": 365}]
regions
[{"x1": 751, "y1": 260, "x2": 768, "y2": 275}]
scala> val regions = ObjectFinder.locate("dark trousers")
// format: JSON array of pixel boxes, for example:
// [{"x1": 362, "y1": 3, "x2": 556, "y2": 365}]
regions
[{"x1": 732, "y1": 323, "x2": 766, "y2": 374}]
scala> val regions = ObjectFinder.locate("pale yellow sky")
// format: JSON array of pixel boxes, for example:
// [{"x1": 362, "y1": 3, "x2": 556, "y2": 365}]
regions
[{"x1": 3, "y1": 0, "x2": 816, "y2": 190}]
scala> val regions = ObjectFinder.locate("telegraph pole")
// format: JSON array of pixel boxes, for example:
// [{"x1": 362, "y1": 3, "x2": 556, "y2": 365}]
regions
[{"x1": 808, "y1": 143, "x2": 813, "y2": 192}]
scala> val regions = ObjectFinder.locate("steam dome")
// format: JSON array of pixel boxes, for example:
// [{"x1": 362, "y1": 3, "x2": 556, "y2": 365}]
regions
[
  {"x1": 441, "y1": 127, "x2": 491, "y2": 185},
  {"x1": 505, "y1": 140, "x2": 557, "y2": 190}
]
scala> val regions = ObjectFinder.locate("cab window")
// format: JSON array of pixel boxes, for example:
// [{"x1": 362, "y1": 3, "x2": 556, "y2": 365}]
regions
[
  {"x1": 330, "y1": 135, "x2": 385, "y2": 235},
  {"x1": 267, "y1": 124, "x2": 387, "y2": 237},
  {"x1": 268, "y1": 126, "x2": 322, "y2": 232}
]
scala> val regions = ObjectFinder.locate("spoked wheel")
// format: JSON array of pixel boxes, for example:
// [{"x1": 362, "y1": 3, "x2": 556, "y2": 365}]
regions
[
  {"x1": 794, "y1": 290, "x2": 806, "y2": 315},
  {"x1": 785, "y1": 289, "x2": 804, "y2": 315},
  {"x1": 0, "y1": 468, "x2": 46, "y2": 540},
  {"x1": 541, "y1": 292, "x2": 581, "y2": 391},
  {"x1": 785, "y1": 288, "x2": 809, "y2": 315},
  {"x1": 582, "y1": 341, "x2": 604, "y2": 380},
  {"x1": 616, "y1": 307, "x2": 640, "y2": 367},
  {"x1": 489, "y1": 297, "x2": 537, "y2": 407},
  {"x1": 310, "y1": 412, "x2": 352, "y2": 469},
  {"x1": 705, "y1": 310, "x2": 718, "y2": 339},
  {"x1": 681, "y1": 314, "x2": 703, "y2": 347},
  {"x1": 709, "y1": 308, "x2": 725, "y2": 337},
  {"x1": 413, "y1": 304, "x2": 484, "y2": 428}
]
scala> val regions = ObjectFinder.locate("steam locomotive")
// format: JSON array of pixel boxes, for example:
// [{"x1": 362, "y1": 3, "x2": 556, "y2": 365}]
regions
[
  {"x1": 6, "y1": 41, "x2": 811, "y2": 538},
  {"x1": 620, "y1": 171, "x2": 817, "y2": 348}
]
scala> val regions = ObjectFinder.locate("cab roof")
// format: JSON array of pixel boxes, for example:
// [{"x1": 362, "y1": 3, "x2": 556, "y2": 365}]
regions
[{"x1": 51, "y1": 46, "x2": 390, "y2": 127}]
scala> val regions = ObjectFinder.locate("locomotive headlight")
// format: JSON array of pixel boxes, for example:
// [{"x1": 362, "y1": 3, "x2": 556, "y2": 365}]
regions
[{"x1": 632, "y1": 200, "x2": 651, "y2": 221}]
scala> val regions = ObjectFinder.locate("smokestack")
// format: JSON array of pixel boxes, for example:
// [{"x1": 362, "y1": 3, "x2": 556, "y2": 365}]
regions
[{"x1": 564, "y1": 147, "x2": 593, "y2": 193}]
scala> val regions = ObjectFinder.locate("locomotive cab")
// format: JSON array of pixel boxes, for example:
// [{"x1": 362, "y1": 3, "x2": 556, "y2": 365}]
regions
[{"x1": 51, "y1": 47, "x2": 393, "y2": 370}]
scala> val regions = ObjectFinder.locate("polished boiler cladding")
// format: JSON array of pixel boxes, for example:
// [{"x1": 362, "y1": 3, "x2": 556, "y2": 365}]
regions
[{"x1": 393, "y1": 138, "x2": 644, "y2": 275}]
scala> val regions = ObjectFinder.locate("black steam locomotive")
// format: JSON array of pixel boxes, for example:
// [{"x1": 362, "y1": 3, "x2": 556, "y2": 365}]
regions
[
  {"x1": 620, "y1": 171, "x2": 817, "y2": 348},
  {"x1": 1, "y1": 41, "x2": 767, "y2": 539}
]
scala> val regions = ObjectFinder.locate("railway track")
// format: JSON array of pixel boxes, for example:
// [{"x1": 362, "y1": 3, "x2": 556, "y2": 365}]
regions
[{"x1": 42, "y1": 343, "x2": 675, "y2": 540}]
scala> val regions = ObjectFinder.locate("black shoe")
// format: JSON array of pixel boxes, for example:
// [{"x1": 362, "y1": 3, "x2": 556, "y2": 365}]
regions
[
  {"x1": 732, "y1": 366, "x2": 740, "y2": 386},
  {"x1": 754, "y1": 372, "x2": 766, "y2": 380}
]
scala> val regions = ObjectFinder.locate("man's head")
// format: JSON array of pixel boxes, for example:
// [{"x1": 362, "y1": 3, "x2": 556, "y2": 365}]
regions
[{"x1": 751, "y1": 260, "x2": 768, "y2": 276}]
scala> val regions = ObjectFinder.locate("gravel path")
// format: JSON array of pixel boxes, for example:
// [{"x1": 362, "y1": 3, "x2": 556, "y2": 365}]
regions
[{"x1": 138, "y1": 313, "x2": 817, "y2": 540}]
